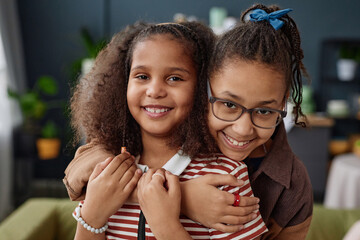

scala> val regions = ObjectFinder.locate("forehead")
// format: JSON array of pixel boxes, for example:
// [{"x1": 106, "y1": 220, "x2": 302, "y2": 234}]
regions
[
  {"x1": 211, "y1": 59, "x2": 286, "y2": 103},
  {"x1": 131, "y1": 34, "x2": 195, "y2": 68}
]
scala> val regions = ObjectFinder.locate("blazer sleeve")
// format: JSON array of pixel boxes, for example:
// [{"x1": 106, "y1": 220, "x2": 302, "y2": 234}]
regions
[{"x1": 62, "y1": 141, "x2": 114, "y2": 201}]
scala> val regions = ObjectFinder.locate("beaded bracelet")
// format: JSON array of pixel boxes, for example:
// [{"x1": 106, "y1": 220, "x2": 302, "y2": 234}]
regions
[{"x1": 72, "y1": 203, "x2": 108, "y2": 234}]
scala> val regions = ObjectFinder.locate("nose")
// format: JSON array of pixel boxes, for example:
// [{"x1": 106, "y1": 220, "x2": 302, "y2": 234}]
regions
[
  {"x1": 232, "y1": 112, "x2": 254, "y2": 136},
  {"x1": 146, "y1": 79, "x2": 167, "y2": 98}
]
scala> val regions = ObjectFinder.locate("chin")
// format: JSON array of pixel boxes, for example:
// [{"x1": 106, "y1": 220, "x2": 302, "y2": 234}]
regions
[{"x1": 222, "y1": 150, "x2": 249, "y2": 162}]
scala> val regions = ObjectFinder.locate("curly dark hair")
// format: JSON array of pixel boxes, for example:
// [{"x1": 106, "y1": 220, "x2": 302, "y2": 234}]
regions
[
  {"x1": 211, "y1": 4, "x2": 310, "y2": 127},
  {"x1": 70, "y1": 21, "x2": 216, "y2": 157}
]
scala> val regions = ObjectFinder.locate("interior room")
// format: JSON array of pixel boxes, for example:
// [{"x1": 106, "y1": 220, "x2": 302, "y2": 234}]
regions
[{"x1": 0, "y1": 0, "x2": 360, "y2": 239}]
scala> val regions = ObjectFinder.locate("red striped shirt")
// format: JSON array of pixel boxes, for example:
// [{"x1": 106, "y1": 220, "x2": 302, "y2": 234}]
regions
[{"x1": 106, "y1": 153, "x2": 267, "y2": 239}]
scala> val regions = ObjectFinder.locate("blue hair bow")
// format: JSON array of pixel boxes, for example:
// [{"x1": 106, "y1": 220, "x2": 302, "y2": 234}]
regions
[{"x1": 249, "y1": 8, "x2": 293, "y2": 30}]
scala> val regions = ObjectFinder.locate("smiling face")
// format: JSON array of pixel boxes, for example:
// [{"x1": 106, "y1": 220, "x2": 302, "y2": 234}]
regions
[
  {"x1": 127, "y1": 34, "x2": 197, "y2": 140},
  {"x1": 208, "y1": 59, "x2": 287, "y2": 161}
]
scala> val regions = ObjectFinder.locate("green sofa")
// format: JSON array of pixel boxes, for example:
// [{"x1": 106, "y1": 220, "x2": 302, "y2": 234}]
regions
[
  {"x1": 306, "y1": 204, "x2": 360, "y2": 240},
  {"x1": 0, "y1": 198, "x2": 77, "y2": 240},
  {"x1": 0, "y1": 198, "x2": 359, "y2": 240}
]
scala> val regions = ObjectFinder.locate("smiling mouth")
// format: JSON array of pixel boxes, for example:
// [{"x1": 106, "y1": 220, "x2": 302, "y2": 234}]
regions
[
  {"x1": 223, "y1": 132, "x2": 251, "y2": 147},
  {"x1": 144, "y1": 107, "x2": 171, "y2": 113}
]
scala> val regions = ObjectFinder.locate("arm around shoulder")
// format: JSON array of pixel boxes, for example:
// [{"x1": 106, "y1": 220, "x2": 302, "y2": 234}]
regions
[{"x1": 63, "y1": 140, "x2": 115, "y2": 201}]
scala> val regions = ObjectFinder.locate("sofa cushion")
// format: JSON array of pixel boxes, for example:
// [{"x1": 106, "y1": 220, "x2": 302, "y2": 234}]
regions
[
  {"x1": 306, "y1": 204, "x2": 360, "y2": 240},
  {"x1": 0, "y1": 198, "x2": 77, "y2": 240}
]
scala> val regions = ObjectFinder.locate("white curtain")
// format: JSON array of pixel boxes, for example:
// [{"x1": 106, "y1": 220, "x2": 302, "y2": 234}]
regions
[{"x1": 0, "y1": 0, "x2": 26, "y2": 221}]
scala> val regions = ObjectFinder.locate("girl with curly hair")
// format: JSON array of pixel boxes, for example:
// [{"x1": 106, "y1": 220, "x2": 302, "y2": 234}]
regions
[
  {"x1": 70, "y1": 21, "x2": 265, "y2": 240},
  {"x1": 138, "y1": 4, "x2": 314, "y2": 239}
]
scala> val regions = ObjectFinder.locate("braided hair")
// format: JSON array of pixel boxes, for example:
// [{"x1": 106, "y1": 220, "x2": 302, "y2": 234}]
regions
[
  {"x1": 211, "y1": 4, "x2": 309, "y2": 127},
  {"x1": 70, "y1": 21, "x2": 216, "y2": 157}
]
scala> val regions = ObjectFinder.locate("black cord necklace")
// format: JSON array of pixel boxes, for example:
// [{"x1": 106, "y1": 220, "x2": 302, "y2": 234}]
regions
[{"x1": 138, "y1": 210, "x2": 146, "y2": 239}]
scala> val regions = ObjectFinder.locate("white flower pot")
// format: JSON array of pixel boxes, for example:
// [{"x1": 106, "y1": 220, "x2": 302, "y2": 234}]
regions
[{"x1": 337, "y1": 59, "x2": 358, "y2": 81}]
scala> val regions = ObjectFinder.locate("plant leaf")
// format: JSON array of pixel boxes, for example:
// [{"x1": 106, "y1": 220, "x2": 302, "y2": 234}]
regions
[
  {"x1": 38, "y1": 76, "x2": 58, "y2": 95},
  {"x1": 41, "y1": 120, "x2": 59, "y2": 138}
]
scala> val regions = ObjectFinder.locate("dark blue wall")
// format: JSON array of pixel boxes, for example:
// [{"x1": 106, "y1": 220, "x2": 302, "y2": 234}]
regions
[{"x1": 17, "y1": 0, "x2": 360, "y2": 100}]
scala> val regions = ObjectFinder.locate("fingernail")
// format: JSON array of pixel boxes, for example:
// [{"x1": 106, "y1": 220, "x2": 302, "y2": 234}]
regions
[
  {"x1": 105, "y1": 157, "x2": 112, "y2": 161},
  {"x1": 136, "y1": 169, "x2": 142, "y2": 174},
  {"x1": 238, "y1": 225, "x2": 244, "y2": 230},
  {"x1": 256, "y1": 204, "x2": 260, "y2": 209},
  {"x1": 252, "y1": 213, "x2": 257, "y2": 219},
  {"x1": 237, "y1": 179, "x2": 244, "y2": 184},
  {"x1": 256, "y1": 198, "x2": 260, "y2": 203}
]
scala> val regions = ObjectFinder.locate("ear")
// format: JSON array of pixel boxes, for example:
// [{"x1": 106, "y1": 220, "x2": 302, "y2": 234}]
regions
[
  {"x1": 282, "y1": 90, "x2": 291, "y2": 110},
  {"x1": 285, "y1": 90, "x2": 290, "y2": 100}
]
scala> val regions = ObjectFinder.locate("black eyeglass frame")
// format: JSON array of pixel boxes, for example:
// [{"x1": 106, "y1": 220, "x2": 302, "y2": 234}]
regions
[{"x1": 209, "y1": 96, "x2": 287, "y2": 129}]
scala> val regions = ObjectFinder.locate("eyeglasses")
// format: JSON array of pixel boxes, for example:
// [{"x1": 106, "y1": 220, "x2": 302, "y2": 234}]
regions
[{"x1": 209, "y1": 96, "x2": 287, "y2": 129}]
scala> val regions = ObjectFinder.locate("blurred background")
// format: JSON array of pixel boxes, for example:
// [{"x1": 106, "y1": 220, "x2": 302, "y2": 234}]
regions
[{"x1": 1, "y1": 0, "x2": 360, "y2": 236}]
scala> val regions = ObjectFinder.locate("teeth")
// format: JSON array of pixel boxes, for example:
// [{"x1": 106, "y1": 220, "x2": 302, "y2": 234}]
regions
[
  {"x1": 225, "y1": 134, "x2": 249, "y2": 147},
  {"x1": 145, "y1": 108, "x2": 169, "y2": 113}
]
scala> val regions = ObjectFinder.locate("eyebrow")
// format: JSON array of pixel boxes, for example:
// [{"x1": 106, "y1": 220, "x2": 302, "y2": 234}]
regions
[
  {"x1": 130, "y1": 65, "x2": 191, "y2": 74},
  {"x1": 220, "y1": 91, "x2": 279, "y2": 105}
]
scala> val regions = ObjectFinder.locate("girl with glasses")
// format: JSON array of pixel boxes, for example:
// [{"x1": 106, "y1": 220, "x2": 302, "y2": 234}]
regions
[{"x1": 140, "y1": 3, "x2": 313, "y2": 239}]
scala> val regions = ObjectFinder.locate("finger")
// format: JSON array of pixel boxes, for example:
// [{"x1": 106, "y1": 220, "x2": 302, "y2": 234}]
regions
[
  {"x1": 123, "y1": 169, "x2": 142, "y2": 193},
  {"x1": 224, "y1": 204, "x2": 260, "y2": 217},
  {"x1": 165, "y1": 171, "x2": 180, "y2": 195},
  {"x1": 143, "y1": 168, "x2": 156, "y2": 183},
  {"x1": 205, "y1": 174, "x2": 245, "y2": 187},
  {"x1": 151, "y1": 169, "x2": 166, "y2": 183},
  {"x1": 113, "y1": 158, "x2": 136, "y2": 181},
  {"x1": 238, "y1": 196, "x2": 260, "y2": 207},
  {"x1": 103, "y1": 152, "x2": 132, "y2": 175},
  {"x1": 219, "y1": 213, "x2": 257, "y2": 225},
  {"x1": 138, "y1": 171, "x2": 146, "y2": 191},
  {"x1": 211, "y1": 223, "x2": 244, "y2": 233},
  {"x1": 118, "y1": 164, "x2": 137, "y2": 184},
  {"x1": 89, "y1": 157, "x2": 113, "y2": 181}
]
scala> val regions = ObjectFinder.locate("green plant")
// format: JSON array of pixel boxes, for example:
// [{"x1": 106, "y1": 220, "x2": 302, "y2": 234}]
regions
[
  {"x1": 7, "y1": 75, "x2": 64, "y2": 135},
  {"x1": 41, "y1": 120, "x2": 59, "y2": 138},
  {"x1": 339, "y1": 44, "x2": 360, "y2": 62},
  {"x1": 69, "y1": 28, "x2": 107, "y2": 87}
]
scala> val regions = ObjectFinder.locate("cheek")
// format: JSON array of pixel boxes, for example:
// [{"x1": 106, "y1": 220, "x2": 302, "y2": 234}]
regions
[
  {"x1": 207, "y1": 108, "x2": 222, "y2": 135},
  {"x1": 126, "y1": 83, "x2": 138, "y2": 109},
  {"x1": 178, "y1": 85, "x2": 196, "y2": 108},
  {"x1": 257, "y1": 129, "x2": 275, "y2": 143}
]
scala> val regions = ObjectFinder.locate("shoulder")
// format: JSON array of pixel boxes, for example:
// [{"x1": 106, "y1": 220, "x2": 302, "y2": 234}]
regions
[
  {"x1": 277, "y1": 155, "x2": 313, "y2": 226},
  {"x1": 290, "y1": 155, "x2": 312, "y2": 197}
]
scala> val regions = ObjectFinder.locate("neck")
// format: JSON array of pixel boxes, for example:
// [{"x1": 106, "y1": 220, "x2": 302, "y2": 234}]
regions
[{"x1": 140, "y1": 132, "x2": 179, "y2": 169}]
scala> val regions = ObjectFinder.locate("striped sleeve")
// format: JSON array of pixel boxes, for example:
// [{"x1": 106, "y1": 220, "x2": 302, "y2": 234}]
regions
[{"x1": 210, "y1": 158, "x2": 268, "y2": 239}]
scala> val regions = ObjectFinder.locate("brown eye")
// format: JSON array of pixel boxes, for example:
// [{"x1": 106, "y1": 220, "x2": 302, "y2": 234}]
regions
[{"x1": 223, "y1": 101, "x2": 237, "y2": 109}]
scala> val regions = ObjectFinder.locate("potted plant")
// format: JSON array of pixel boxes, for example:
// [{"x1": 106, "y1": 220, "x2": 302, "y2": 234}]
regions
[
  {"x1": 337, "y1": 44, "x2": 360, "y2": 81},
  {"x1": 36, "y1": 120, "x2": 61, "y2": 160},
  {"x1": 8, "y1": 75, "x2": 64, "y2": 159}
]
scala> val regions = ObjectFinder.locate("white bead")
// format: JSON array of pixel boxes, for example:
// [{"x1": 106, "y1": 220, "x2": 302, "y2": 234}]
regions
[{"x1": 73, "y1": 204, "x2": 108, "y2": 234}]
